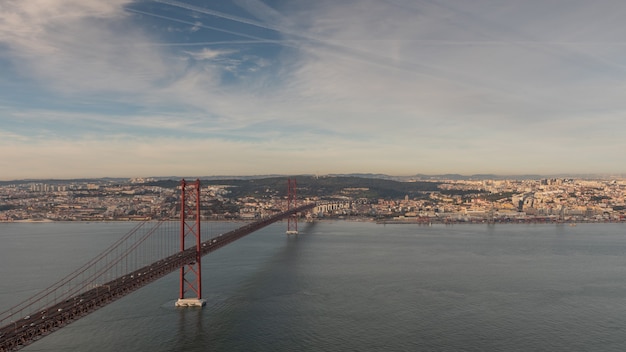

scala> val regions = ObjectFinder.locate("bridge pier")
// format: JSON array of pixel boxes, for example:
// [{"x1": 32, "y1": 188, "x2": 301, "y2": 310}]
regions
[{"x1": 175, "y1": 298, "x2": 206, "y2": 307}]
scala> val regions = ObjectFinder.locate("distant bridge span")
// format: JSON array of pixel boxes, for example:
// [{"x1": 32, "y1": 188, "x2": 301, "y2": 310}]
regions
[{"x1": 0, "y1": 203, "x2": 315, "y2": 352}]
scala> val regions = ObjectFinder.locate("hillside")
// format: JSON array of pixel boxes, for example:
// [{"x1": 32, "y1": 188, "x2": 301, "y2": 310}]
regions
[{"x1": 147, "y1": 176, "x2": 440, "y2": 200}]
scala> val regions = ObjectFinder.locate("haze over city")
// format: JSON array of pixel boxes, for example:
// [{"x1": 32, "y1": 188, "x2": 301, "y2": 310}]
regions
[{"x1": 2, "y1": 0, "x2": 626, "y2": 180}]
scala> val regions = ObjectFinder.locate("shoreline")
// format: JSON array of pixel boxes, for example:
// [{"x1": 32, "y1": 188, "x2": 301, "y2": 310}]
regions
[{"x1": 1, "y1": 217, "x2": 624, "y2": 225}]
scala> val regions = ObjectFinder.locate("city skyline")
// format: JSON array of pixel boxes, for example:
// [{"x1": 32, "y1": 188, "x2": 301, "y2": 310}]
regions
[{"x1": 2, "y1": 0, "x2": 626, "y2": 180}]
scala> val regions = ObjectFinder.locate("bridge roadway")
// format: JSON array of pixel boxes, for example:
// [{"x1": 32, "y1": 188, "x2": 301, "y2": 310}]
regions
[{"x1": 0, "y1": 203, "x2": 315, "y2": 352}]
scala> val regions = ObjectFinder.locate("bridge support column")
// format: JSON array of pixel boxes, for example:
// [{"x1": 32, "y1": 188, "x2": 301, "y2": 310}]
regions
[
  {"x1": 176, "y1": 179, "x2": 206, "y2": 307},
  {"x1": 286, "y1": 178, "x2": 299, "y2": 235}
]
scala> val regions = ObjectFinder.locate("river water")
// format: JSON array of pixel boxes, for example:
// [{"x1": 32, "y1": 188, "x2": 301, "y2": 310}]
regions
[{"x1": 2, "y1": 221, "x2": 626, "y2": 351}]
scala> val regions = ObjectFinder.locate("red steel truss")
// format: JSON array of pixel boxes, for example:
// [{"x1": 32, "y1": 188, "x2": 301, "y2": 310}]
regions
[
  {"x1": 179, "y1": 179, "x2": 202, "y2": 300},
  {"x1": 287, "y1": 178, "x2": 298, "y2": 234}
]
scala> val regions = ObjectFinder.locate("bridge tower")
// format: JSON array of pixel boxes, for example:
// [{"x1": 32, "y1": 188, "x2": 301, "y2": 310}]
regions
[
  {"x1": 176, "y1": 179, "x2": 206, "y2": 307},
  {"x1": 286, "y1": 178, "x2": 299, "y2": 235}
]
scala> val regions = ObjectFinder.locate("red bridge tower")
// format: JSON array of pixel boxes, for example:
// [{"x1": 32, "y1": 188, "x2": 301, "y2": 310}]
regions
[
  {"x1": 176, "y1": 179, "x2": 206, "y2": 307},
  {"x1": 286, "y1": 178, "x2": 299, "y2": 235}
]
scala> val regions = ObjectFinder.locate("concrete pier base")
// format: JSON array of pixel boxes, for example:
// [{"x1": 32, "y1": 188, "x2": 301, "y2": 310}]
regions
[{"x1": 175, "y1": 298, "x2": 206, "y2": 307}]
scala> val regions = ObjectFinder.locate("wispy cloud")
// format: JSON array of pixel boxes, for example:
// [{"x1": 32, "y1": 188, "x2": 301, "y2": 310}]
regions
[
  {"x1": 184, "y1": 48, "x2": 236, "y2": 60},
  {"x1": 0, "y1": 0, "x2": 164, "y2": 95}
]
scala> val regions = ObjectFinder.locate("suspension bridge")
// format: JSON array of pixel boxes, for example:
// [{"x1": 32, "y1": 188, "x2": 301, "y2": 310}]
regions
[{"x1": 0, "y1": 179, "x2": 314, "y2": 352}]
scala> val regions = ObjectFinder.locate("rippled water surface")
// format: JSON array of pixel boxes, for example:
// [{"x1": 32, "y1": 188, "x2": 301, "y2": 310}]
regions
[{"x1": 2, "y1": 221, "x2": 626, "y2": 351}]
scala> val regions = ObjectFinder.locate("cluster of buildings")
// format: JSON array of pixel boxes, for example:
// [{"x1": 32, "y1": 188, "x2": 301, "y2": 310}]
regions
[
  {"x1": 370, "y1": 178, "x2": 626, "y2": 223},
  {"x1": 0, "y1": 181, "x2": 177, "y2": 221},
  {"x1": 1, "y1": 177, "x2": 625, "y2": 223}
]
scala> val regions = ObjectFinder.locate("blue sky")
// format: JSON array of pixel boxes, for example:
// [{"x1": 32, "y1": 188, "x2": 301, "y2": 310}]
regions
[{"x1": 1, "y1": 0, "x2": 626, "y2": 180}]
